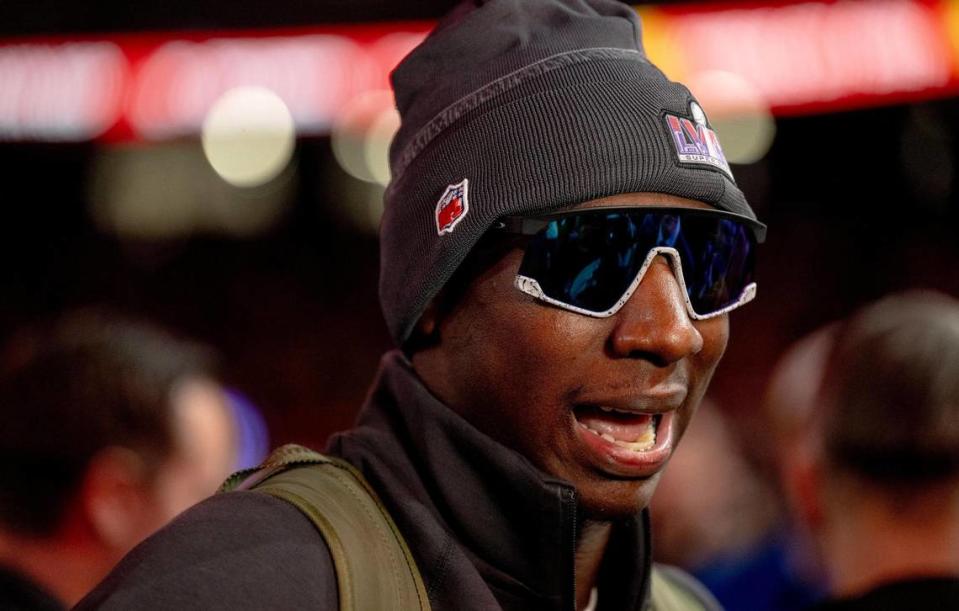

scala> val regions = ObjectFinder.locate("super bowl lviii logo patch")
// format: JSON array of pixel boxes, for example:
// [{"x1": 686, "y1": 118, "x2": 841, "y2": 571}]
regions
[
  {"x1": 665, "y1": 102, "x2": 734, "y2": 181},
  {"x1": 435, "y1": 179, "x2": 469, "y2": 235}
]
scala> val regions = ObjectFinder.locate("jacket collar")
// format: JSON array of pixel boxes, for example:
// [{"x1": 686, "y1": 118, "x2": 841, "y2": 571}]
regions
[{"x1": 328, "y1": 351, "x2": 651, "y2": 610}]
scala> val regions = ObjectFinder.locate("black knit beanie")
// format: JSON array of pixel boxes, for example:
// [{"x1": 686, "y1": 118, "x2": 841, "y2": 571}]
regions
[{"x1": 380, "y1": 0, "x2": 762, "y2": 346}]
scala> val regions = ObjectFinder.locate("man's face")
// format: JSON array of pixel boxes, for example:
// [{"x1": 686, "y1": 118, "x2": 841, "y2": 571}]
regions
[{"x1": 416, "y1": 193, "x2": 730, "y2": 519}]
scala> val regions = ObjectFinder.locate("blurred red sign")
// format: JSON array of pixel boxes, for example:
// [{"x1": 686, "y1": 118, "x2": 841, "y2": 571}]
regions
[{"x1": 0, "y1": 0, "x2": 957, "y2": 142}]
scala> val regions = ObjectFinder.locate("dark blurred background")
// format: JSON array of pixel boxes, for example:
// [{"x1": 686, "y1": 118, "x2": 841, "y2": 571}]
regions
[{"x1": 2, "y1": 0, "x2": 958, "y2": 457}]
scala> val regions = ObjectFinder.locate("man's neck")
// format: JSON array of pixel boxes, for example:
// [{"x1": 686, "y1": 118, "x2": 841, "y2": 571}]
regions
[
  {"x1": 576, "y1": 520, "x2": 612, "y2": 611},
  {"x1": 822, "y1": 490, "x2": 959, "y2": 597}
]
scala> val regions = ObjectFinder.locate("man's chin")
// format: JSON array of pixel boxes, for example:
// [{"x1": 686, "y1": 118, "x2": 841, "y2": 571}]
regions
[{"x1": 575, "y1": 474, "x2": 662, "y2": 520}]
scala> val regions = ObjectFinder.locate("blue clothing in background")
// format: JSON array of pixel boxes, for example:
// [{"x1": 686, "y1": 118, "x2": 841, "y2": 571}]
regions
[{"x1": 695, "y1": 531, "x2": 825, "y2": 611}]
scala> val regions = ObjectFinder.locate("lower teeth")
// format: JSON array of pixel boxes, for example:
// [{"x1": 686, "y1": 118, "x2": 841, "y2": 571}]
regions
[{"x1": 579, "y1": 420, "x2": 657, "y2": 451}]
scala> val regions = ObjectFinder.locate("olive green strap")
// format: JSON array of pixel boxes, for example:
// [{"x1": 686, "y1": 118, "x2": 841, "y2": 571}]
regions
[
  {"x1": 222, "y1": 444, "x2": 431, "y2": 611},
  {"x1": 649, "y1": 565, "x2": 713, "y2": 611}
]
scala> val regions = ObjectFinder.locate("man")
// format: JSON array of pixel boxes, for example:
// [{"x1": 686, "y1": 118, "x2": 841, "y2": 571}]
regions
[
  {"x1": 788, "y1": 292, "x2": 959, "y2": 610},
  {"x1": 79, "y1": 1, "x2": 764, "y2": 609},
  {"x1": 0, "y1": 311, "x2": 236, "y2": 609}
]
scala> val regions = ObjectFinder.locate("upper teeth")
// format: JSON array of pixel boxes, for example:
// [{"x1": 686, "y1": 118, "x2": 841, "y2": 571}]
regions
[{"x1": 599, "y1": 405, "x2": 637, "y2": 415}]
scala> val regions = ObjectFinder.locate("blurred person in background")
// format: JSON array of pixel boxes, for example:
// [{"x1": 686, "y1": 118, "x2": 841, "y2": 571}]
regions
[
  {"x1": 790, "y1": 291, "x2": 959, "y2": 610},
  {"x1": 0, "y1": 311, "x2": 237, "y2": 609},
  {"x1": 651, "y1": 401, "x2": 821, "y2": 611},
  {"x1": 653, "y1": 321, "x2": 857, "y2": 611},
  {"x1": 743, "y1": 325, "x2": 837, "y2": 610}
]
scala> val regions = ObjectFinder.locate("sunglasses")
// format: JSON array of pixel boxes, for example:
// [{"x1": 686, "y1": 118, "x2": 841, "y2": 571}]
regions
[{"x1": 492, "y1": 206, "x2": 765, "y2": 319}]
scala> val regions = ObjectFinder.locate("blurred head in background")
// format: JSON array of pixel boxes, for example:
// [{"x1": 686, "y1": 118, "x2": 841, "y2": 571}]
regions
[
  {"x1": 764, "y1": 321, "x2": 836, "y2": 595},
  {"x1": 650, "y1": 397, "x2": 825, "y2": 611},
  {"x1": 793, "y1": 291, "x2": 959, "y2": 604},
  {"x1": 0, "y1": 310, "x2": 236, "y2": 608},
  {"x1": 764, "y1": 323, "x2": 836, "y2": 493}
]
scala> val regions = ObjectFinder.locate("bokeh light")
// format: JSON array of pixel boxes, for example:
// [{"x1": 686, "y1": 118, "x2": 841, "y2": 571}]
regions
[
  {"x1": 201, "y1": 86, "x2": 296, "y2": 188},
  {"x1": 224, "y1": 389, "x2": 270, "y2": 471},
  {"x1": 0, "y1": 42, "x2": 127, "y2": 141},
  {"x1": 330, "y1": 90, "x2": 399, "y2": 186},
  {"x1": 89, "y1": 142, "x2": 294, "y2": 239},
  {"x1": 687, "y1": 70, "x2": 777, "y2": 165}
]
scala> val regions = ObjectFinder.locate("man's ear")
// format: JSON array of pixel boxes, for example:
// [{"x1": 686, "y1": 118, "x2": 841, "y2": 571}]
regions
[
  {"x1": 418, "y1": 299, "x2": 440, "y2": 338},
  {"x1": 80, "y1": 447, "x2": 152, "y2": 551},
  {"x1": 787, "y1": 437, "x2": 826, "y2": 532},
  {"x1": 407, "y1": 298, "x2": 445, "y2": 356}
]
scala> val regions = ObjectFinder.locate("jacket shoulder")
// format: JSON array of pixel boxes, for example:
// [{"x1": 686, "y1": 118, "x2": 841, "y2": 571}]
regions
[{"x1": 75, "y1": 491, "x2": 338, "y2": 610}]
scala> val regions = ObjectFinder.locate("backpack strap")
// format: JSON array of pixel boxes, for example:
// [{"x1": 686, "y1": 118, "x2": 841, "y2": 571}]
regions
[
  {"x1": 649, "y1": 564, "x2": 721, "y2": 611},
  {"x1": 220, "y1": 444, "x2": 431, "y2": 611}
]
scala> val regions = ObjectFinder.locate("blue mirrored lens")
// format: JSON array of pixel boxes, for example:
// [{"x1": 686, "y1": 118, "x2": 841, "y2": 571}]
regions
[{"x1": 517, "y1": 209, "x2": 755, "y2": 315}]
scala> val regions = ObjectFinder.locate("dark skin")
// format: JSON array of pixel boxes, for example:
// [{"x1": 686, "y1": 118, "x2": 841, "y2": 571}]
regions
[{"x1": 413, "y1": 192, "x2": 730, "y2": 609}]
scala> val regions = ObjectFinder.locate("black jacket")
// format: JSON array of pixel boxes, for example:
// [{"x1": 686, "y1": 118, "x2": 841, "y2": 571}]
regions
[
  {"x1": 78, "y1": 352, "x2": 676, "y2": 610},
  {"x1": 807, "y1": 577, "x2": 959, "y2": 611}
]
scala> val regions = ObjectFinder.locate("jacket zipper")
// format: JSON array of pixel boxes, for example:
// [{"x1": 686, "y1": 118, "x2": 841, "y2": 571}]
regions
[{"x1": 566, "y1": 486, "x2": 578, "y2": 611}]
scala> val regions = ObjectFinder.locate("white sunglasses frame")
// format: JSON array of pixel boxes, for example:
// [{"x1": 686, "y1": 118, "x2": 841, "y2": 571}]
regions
[{"x1": 514, "y1": 246, "x2": 757, "y2": 319}]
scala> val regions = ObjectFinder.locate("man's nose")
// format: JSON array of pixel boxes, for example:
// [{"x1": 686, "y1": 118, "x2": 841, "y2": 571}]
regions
[{"x1": 608, "y1": 256, "x2": 704, "y2": 365}]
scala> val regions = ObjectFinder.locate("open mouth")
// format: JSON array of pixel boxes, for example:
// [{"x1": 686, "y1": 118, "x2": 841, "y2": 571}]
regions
[
  {"x1": 572, "y1": 404, "x2": 675, "y2": 474},
  {"x1": 574, "y1": 405, "x2": 662, "y2": 452}
]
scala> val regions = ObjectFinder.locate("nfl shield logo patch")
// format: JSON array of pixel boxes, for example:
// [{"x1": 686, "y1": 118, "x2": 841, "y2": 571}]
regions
[{"x1": 435, "y1": 179, "x2": 470, "y2": 235}]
